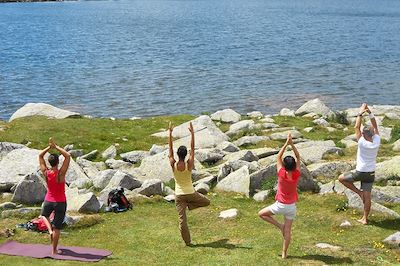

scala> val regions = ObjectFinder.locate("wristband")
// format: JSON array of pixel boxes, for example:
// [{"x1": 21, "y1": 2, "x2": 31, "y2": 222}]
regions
[{"x1": 369, "y1": 113, "x2": 375, "y2": 119}]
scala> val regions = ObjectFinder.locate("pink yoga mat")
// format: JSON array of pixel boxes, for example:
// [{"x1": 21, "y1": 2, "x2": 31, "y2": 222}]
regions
[{"x1": 0, "y1": 240, "x2": 112, "y2": 262}]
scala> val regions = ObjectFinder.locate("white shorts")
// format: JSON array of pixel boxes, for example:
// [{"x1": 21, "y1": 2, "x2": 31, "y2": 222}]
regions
[{"x1": 267, "y1": 201, "x2": 297, "y2": 220}]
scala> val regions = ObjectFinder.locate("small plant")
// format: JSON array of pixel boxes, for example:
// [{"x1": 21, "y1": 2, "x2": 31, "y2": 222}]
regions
[
  {"x1": 329, "y1": 111, "x2": 349, "y2": 125},
  {"x1": 390, "y1": 125, "x2": 400, "y2": 143},
  {"x1": 261, "y1": 176, "x2": 277, "y2": 191},
  {"x1": 335, "y1": 200, "x2": 348, "y2": 212},
  {"x1": 165, "y1": 179, "x2": 175, "y2": 190}
]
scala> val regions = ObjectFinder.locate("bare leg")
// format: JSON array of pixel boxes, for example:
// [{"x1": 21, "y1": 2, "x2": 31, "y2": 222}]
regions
[
  {"x1": 258, "y1": 208, "x2": 284, "y2": 235},
  {"x1": 338, "y1": 175, "x2": 363, "y2": 200},
  {"x1": 39, "y1": 216, "x2": 53, "y2": 242},
  {"x1": 358, "y1": 191, "x2": 371, "y2": 225},
  {"x1": 282, "y1": 219, "x2": 293, "y2": 259},
  {"x1": 52, "y1": 229, "x2": 61, "y2": 254}
]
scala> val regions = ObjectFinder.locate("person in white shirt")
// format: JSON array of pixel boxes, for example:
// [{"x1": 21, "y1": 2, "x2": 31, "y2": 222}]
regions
[{"x1": 338, "y1": 103, "x2": 380, "y2": 225}]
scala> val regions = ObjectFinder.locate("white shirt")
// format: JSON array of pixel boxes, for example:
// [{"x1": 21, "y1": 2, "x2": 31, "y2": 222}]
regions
[{"x1": 356, "y1": 135, "x2": 381, "y2": 172}]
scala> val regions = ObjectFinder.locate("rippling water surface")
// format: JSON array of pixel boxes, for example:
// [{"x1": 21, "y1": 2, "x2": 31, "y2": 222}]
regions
[{"x1": 1, "y1": 0, "x2": 400, "y2": 120}]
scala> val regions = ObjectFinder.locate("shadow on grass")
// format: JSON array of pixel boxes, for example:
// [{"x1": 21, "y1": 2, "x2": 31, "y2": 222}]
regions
[
  {"x1": 191, "y1": 239, "x2": 252, "y2": 250},
  {"x1": 289, "y1": 254, "x2": 353, "y2": 265},
  {"x1": 369, "y1": 219, "x2": 400, "y2": 230}
]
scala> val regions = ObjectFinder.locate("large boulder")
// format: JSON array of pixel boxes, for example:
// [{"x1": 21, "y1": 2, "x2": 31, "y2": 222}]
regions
[
  {"x1": 0, "y1": 148, "x2": 89, "y2": 185},
  {"x1": 195, "y1": 149, "x2": 225, "y2": 164},
  {"x1": 76, "y1": 158, "x2": 106, "y2": 179},
  {"x1": 11, "y1": 172, "x2": 47, "y2": 204},
  {"x1": 120, "y1": 151, "x2": 149, "y2": 164},
  {"x1": 0, "y1": 142, "x2": 26, "y2": 160},
  {"x1": 66, "y1": 188, "x2": 100, "y2": 213},
  {"x1": 295, "y1": 98, "x2": 334, "y2": 117},
  {"x1": 249, "y1": 147, "x2": 279, "y2": 159},
  {"x1": 135, "y1": 179, "x2": 163, "y2": 197},
  {"x1": 383, "y1": 232, "x2": 400, "y2": 248},
  {"x1": 375, "y1": 156, "x2": 400, "y2": 182},
  {"x1": 210, "y1": 109, "x2": 241, "y2": 123},
  {"x1": 216, "y1": 141, "x2": 240, "y2": 153},
  {"x1": 92, "y1": 169, "x2": 117, "y2": 190},
  {"x1": 103, "y1": 171, "x2": 142, "y2": 191},
  {"x1": 217, "y1": 160, "x2": 259, "y2": 182},
  {"x1": 9, "y1": 103, "x2": 80, "y2": 122},
  {"x1": 233, "y1": 136, "x2": 269, "y2": 147},
  {"x1": 295, "y1": 140, "x2": 343, "y2": 165},
  {"x1": 102, "y1": 145, "x2": 117, "y2": 160},
  {"x1": 269, "y1": 130, "x2": 302, "y2": 140},
  {"x1": 253, "y1": 190, "x2": 270, "y2": 202},
  {"x1": 105, "y1": 159, "x2": 135, "y2": 172},
  {"x1": 308, "y1": 161, "x2": 354, "y2": 180},
  {"x1": 224, "y1": 150, "x2": 259, "y2": 163},
  {"x1": 226, "y1": 120, "x2": 255, "y2": 136},
  {"x1": 149, "y1": 144, "x2": 167, "y2": 155},
  {"x1": 1, "y1": 207, "x2": 41, "y2": 219},
  {"x1": 279, "y1": 108, "x2": 295, "y2": 117},
  {"x1": 216, "y1": 166, "x2": 250, "y2": 196},
  {"x1": 195, "y1": 183, "x2": 210, "y2": 195},
  {"x1": 393, "y1": 139, "x2": 400, "y2": 152}
]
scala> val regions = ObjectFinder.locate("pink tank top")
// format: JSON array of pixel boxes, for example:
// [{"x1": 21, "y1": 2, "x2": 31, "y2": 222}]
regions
[
  {"x1": 44, "y1": 169, "x2": 66, "y2": 202},
  {"x1": 275, "y1": 167, "x2": 300, "y2": 204}
]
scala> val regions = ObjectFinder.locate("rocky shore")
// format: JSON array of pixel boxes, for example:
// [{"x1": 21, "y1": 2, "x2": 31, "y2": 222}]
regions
[{"x1": 0, "y1": 99, "x2": 399, "y2": 244}]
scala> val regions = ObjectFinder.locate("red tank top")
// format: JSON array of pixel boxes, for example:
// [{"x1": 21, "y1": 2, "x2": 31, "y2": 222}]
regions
[
  {"x1": 44, "y1": 169, "x2": 66, "y2": 202},
  {"x1": 275, "y1": 167, "x2": 300, "y2": 204}
]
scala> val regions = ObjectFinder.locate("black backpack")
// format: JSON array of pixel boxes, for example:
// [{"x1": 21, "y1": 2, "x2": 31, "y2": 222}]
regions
[{"x1": 106, "y1": 187, "x2": 132, "y2": 212}]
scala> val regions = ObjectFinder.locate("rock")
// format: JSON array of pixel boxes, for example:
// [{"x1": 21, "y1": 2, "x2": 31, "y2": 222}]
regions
[
  {"x1": 385, "y1": 113, "x2": 400, "y2": 120},
  {"x1": 250, "y1": 147, "x2": 279, "y2": 159},
  {"x1": 319, "y1": 180, "x2": 347, "y2": 195},
  {"x1": 11, "y1": 172, "x2": 47, "y2": 204},
  {"x1": 247, "y1": 111, "x2": 263, "y2": 119},
  {"x1": 211, "y1": 109, "x2": 241, "y2": 123},
  {"x1": 130, "y1": 116, "x2": 141, "y2": 120},
  {"x1": 377, "y1": 126, "x2": 392, "y2": 142},
  {"x1": 66, "y1": 188, "x2": 100, "y2": 213},
  {"x1": 64, "y1": 215, "x2": 84, "y2": 226},
  {"x1": 345, "y1": 190, "x2": 400, "y2": 218},
  {"x1": 69, "y1": 149, "x2": 84, "y2": 158},
  {"x1": 0, "y1": 183, "x2": 14, "y2": 193},
  {"x1": 80, "y1": 150, "x2": 98, "y2": 160},
  {"x1": 0, "y1": 202, "x2": 17, "y2": 210},
  {"x1": 253, "y1": 190, "x2": 270, "y2": 202},
  {"x1": 216, "y1": 166, "x2": 250, "y2": 196},
  {"x1": 104, "y1": 171, "x2": 142, "y2": 191},
  {"x1": 262, "y1": 123, "x2": 279, "y2": 129},
  {"x1": 313, "y1": 118, "x2": 330, "y2": 127},
  {"x1": 195, "y1": 149, "x2": 225, "y2": 164},
  {"x1": 9, "y1": 103, "x2": 80, "y2": 122},
  {"x1": 136, "y1": 179, "x2": 163, "y2": 197},
  {"x1": 69, "y1": 178, "x2": 92, "y2": 189},
  {"x1": 260, "y1": 117, "x2": 275, "y2": 123},
  {"x1": 76, "y1": 158, "x2": 106, "y2": 179},
  {"x1": 303, "y1": 127, "x2": 313, "y2": 133},
  {"x1": 120, "y1": 151, "x2": 149, "y2": 164},
  {"x1": 149, "y1": 144, "x2": 167, "y2": 155},
  {"x1": 217, "y1": 160, "x2": 258, "y2": 182},
  {"x1": 383, "y1": 232, "x2": 400, "y2": 247},
  {"x1": 373, "y1": 186, "x2": 400, "y2": 203},
  {"x1": 303, "y1": 112, "x2": 320, "y2": 119},
  {"x1": 193, "y1": 175, "x2": 217, "y2": 186},
  {"x1": 226, "y1": 120, "x2": 256, "y2": 136},
  {"x1": 308, "y1": 161, "x2": 354, "y2": 180},
  {"x1": 1, "y1": 207, "x2": 41, "y2": 219},
  {"x1": 195, "y1": 183, "x2": 210, "y2": 195},
  {"x1": 340, "y1": 220, "x2": 352, "y2": 228},
  {"x1": 233, "y1": 136, "x2": 269, "y2": 147},
  {"x1": 279, "y1": 108, "x2": 295, "y2": 117},
  {"x1": 340, "y1": 139, "x2": 358, "y2": 148},
  {"x1": 164, "y1": 194, "x2": 176, "y2": 202},
  {"x1": 269, "y1": 130, "x2": 303, "y2": 140},
  {"x1": 163, "y1": 186, "x2": 175, "y2": 196},
  {"x1": 219, "y1": 208, "x2": 238, "y2": 219},
  {"x1": 216, "y1": 141, "x2": 240, "y2": 153},
  {"x1": 375, "y1": 156, "x2": 400, "y2": 182},
  {"x1": 393, "y1": 139, "x2": 400, "y2": 152},
  {"x1": 315, "y1": 243, "x2": 342, "y2": 251},
  {"x1": 105, "y1": 159, "x2": 134, "y2": 172},
  {"x1": 192, "y1": 170, "x2": 215, "y2": 182},
  {"x1": 295, "y1": 140, "x2": 343, "y2": 165},
  {"x1": 1, "y1": 193, "x2": 13, "y2": 199},
  {"x1": 0, "y1": 142, "x2": 26, "y2": 160},
  {"x1": 102, "y1": 145, "x2": 117, "y2": 160},
  {"x1": 295, "y1": 98, "x2": 334, "y2": 117},
  {"x1": 224, "y1": 150, "x2": 259, "y2": 163},
  {"x1": 93, "y1": 169, "x2": 117, "y2": 190},
  {"x1": 64, "y1": 144, "x2": 74, "y2": 151}
]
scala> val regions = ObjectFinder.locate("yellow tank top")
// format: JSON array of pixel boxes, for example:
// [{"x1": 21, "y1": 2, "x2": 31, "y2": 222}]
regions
[{"x1": 173, "y1": 162, "x2": 195, "y2": 195}]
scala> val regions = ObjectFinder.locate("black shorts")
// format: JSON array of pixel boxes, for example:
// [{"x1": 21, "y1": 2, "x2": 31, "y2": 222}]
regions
[
  {"x1": 41, "y1": 201, "x2": 67, "y2": 230},
  {"x1": 343, "y1": 171, "x2": 375, "y2": 192}
]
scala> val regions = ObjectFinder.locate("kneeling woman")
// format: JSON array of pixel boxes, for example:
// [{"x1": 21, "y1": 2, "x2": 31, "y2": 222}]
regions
[
  {"x1": 258, "y1": 133, "x2": 301, "y2": 259},
  {"x1": 39, "y1": 138, "x2": 71, "y2": 254},
  {"x1": 168, "y1": 122, "x2": 210, "y2": 246}
]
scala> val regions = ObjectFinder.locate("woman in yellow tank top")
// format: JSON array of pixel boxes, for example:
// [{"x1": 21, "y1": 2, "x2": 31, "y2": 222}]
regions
[{"x1": 168, "y1": 122, "x2": 210, "y2": 246}]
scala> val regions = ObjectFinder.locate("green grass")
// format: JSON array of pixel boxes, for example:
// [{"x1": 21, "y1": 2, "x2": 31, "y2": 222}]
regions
[{"x1": 0, "y1": 193, "x2": 399, "y2": 265}]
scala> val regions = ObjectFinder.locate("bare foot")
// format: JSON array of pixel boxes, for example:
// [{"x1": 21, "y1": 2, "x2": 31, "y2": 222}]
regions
[
  {"x1": 52, "y1": 249, "x2": 62, "y2": 255},
  {"x1": 281, "y1": 252, "x2": 287, "y2": 259},
  {"x1": 357, "y1": 218, "x2": 368, "y2": 225}
]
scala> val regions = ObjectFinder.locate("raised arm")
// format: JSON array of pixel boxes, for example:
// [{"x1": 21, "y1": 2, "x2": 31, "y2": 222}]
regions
[
  {"x1": 365, "y1": 105, "x2": 379, "y2": 136},
  {"x1": 168, "y1": 122, "x2": 175, "y2": 168},
  {"x1": 288, "y1": 136, "x2": 301, "y2": 171},
  {"x1": 277, "y1": 134, "x2": 290, "y2": 172},
  {"x1": 39, "y1": 145, "x2": 51, "y2": 176},
  {"x1": 354, "y1": 103, "x2": 367, "y2": 141},
  {"x1": 51, "y1": 138, "x2": 70, "y2": 182},
  {"x1": 187, "y1": 122, "x2": 195, "y2": 171}
]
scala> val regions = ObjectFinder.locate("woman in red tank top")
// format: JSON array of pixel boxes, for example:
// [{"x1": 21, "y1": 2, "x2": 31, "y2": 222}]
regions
[
  {"x1": 39, "y1": 138, "x2": 71, "y2": 255},
  {"x1": 258, "y1": 133, "x2": 301, "y2": 259}
]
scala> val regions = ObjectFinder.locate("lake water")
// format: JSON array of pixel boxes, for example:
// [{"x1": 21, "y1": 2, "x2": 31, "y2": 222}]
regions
[{"x1": 1, "y1": 0, "x2": 400, "y2": 120}]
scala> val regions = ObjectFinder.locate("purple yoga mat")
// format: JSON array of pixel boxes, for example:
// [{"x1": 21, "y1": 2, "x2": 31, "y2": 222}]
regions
[{"x1": 0, "y1": 240, "x2": 112, "y2": 262}]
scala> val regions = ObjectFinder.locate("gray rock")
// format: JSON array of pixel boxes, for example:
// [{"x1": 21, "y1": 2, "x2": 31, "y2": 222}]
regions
[
  {"x1": 295, "y1": 140, "x2": 343, "y2": 165},
  {"x1": 76, "y1": 158, "x2": 106, "y2": 179},
  {"x1": 269, "y1": 130, "x2": 303, "y2": 140},
  {"x1": 104, "y1": 170, "x2": 142, "y2": 191},
  {"x1": 233, "y1": 136, "x2": 269, "y2": 147},
  {"x1": 226, "y1": 120, "x2": 255, "y2": 136},
  {"x1": 69, "y1": 149, "x2": 84, "y2": 158},
  {"x1": 319, "y1": 180, "x2": 347, "y2": 195},
  {"x1": 315, "y1": 243, "x2": 342, "y2": 251},
  {"x1": 303, "y1": 112, "x2": 320, "y2": 119},
  {"x1": 0, "y1": 202, "x2": 17, "y2": 210},
  {"x1": 340, "y1": 139, "x2": 358, "y2": 148},
  {"x1": 219, "y1": 208, "x2": 238, "y2": 219},
  {"x1": 163, "y1": 186, "x2": 175, "y2": 196},
  {"x1": 345, "y1": 190, "x2": 400, "y2": 218},
  {"x1": 211, "y1": 109, "x2": 241, "y2": 123},
  {"x1": 195, "y1": 183, "x2": 210, "y2": 195},
  {"x1": 313, "y1": 118, "x2": 330, "y2": 127},
  {"x1": 120, "y1": 150, "x2": 149, "y2": 164},
  {"x1": 136, "y1": 179, "x2": 163, "y2": 197},
  {"x1": 64, "y1": 144, "x2": 74, "y2": 151},
  {"x1": 279, "y1": 108, "x2": 295, "y2": 117},
  {"x1": 383, "y1": 232, "x2": 400, "y2": 247},
  {"x1": 1, "y1": 207, "x2": 41, "y2": 219},
  {"x1": 260, "y1": 117, "x2": 275, "y2": 123},
  {"x1": 0, "y1": 142, "x2": 26, "y2": 160},
  {"x1": 375, "y1": 156, "x2": 400, "y2": 182},
  {"x1": 9, "y1": 103, "x2": 80, "y2": 122},
  {"x1": 385, "y1": 113, "x2": 400, "y2": 120},
  {"x1": 102, "y1": 145, "x2": 117, "y2": 160},
  {"x1": 217, "y1": 160, "x2": 259, "y2": 182},
  {"x1": 308, "y1": 161, "x2": 354, "y2": 180},
  {"x1": 295, "y1": 98, "x2": 334, "y2": 117},
  {"x1": 393, "y1": 139, "x2": 400, "y2": 152},
  {"x1": 11, "y1": 172, "x2": 47, "y2": 204},
  {"x1": 66, "y1": 188, "x2": 100, "y2": 213},
  {"x1": 64, "y1": 215, "x2": 84, "y2": 226},
  {"x1": 192, "y1": 170, "x2": 215, "y2": 182},
  {"x1": 195, "y1": 149, "x2": 225, "y2": 164},
  {"x1": 247, "y1": 111, "x2": 264, "y2": 119},
  {"x1": 253, "y1": 190, "x2": 270, "y2": 202},
  {"x1": 377, "y1": 126, "x2": 392, "y2": 142},
  {"x1": 105, "y1": 159, "x2": 134, "y2": 171},
  {"x1": 80, "y1": 150, "x2": 98, "y2": 160},
  {"x1": 149, "y1": 144, "x2": 167, "y2": 155},
  {"x1": 340, "y1": 220, "x2": 352, "y2": 228},
  {"x1": 224, "y1": 150, "x2": 259, "y2": 163},
  {"x1": 216, "y1": 141, "x2": 240, "y2": 153},
  {"x1": 93, "y1": 169, "x2": 117, "y2": 190},
  {"x1": 303, "y1": 127, "x2": 314, "y2": 133},
  {"x1": 250, "y1": 147, "x2": 279, "y2": 159},
  {"x1": 0, "y1": 183, "x2": 14, "y2": 193},
  {"x1": 193, "y1": 175, "x2": 217, "y2": 186},
  {"x1": 373, "y1": 186, "x2": 400, "y2": 203},
  {"x1": 69, "y1": 178, "x2": 92, "y2": 189},
  {"x1": 262, "y1": 123, "x2": 279, "y2": 129},
  {"x1": 164, "y1": 194, "x2": 176, "y2": 202},
  {"x1": 216, "y1": 166, "x2": 250, "y2": 196}
]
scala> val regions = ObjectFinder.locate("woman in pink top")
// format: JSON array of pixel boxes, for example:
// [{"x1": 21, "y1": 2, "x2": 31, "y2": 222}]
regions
[
  {"x1": 258, "y1": 133, "x2": 301, "y2": 259},
  {"x1": 39, "y1": 138, "x2": 71, "y2": 255}
]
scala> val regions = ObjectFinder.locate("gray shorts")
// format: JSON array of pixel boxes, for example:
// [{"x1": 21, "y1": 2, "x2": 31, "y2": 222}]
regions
[{"x1": 343, "y1": 171, "x2": 375, "y2": 192}]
